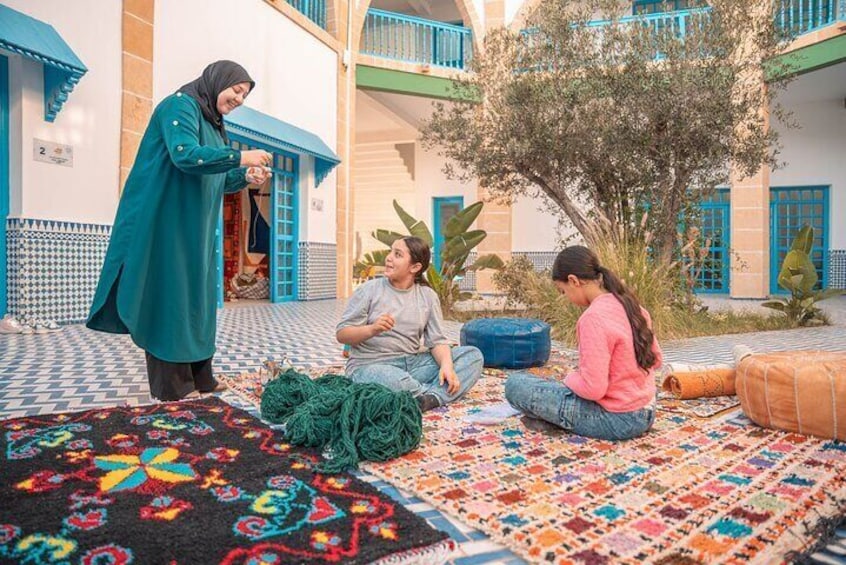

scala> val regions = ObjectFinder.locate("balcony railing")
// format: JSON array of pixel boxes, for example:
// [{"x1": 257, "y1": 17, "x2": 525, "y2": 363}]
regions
[
  {"x1": 522, "y1": 0, "x2": 844, "y2": 51},
  {"x1": 286, "y1": 0, "x2": 326, "y2": 30},
  {"x1": 776, "y1": 0, "x2": 845, "y2": 35},
  {"x1": 585, "y1": 7, "x2": 708, "y2": 39},
  {"x1": 361, "y1": 9, "x2": 473, "y2": 70}
]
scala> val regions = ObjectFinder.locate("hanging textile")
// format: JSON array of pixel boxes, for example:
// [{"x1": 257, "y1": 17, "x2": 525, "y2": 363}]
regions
[{"x1": 247, "y1": 188, "x2": 270, "y2": 255}]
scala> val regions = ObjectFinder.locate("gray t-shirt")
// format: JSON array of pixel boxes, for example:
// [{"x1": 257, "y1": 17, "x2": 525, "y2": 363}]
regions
[{"x1": 336, "y1": 278, "x2": 450, "y2": 371}]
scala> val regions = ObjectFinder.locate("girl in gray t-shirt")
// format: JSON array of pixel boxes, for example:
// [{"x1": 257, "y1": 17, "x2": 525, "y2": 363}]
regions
[{"x1": 336, "y1": 237, "x2": 482, "y2": 411}]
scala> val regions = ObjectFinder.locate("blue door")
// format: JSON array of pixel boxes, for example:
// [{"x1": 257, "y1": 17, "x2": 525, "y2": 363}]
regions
[
  {"x1": 696, "y1": 189, "x2": 731, "y2": 293},
  {"x1": 271, "y1": 153, "x2": 298, "y2": 302},
  {"x1": 769, "y1": 186, "x2": 829, "y2": 293},
  {"x1": 0, "y1": 55, "x2": 9, "y2": 317},
  {"x1": 432, "y1": 196, "x2": 463, "y2": 273},
  {"x1": 218, "y1": 138, "x2": 299, "y2": 305}
]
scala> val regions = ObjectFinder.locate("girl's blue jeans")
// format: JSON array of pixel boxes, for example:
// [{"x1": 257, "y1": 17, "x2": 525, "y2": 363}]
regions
[
  {"x1": 348, "y1": 346, "x2": 483, "y2": 407},
  {"x1": 505, "y1": 372, "x2": 654, "y2": 441}
]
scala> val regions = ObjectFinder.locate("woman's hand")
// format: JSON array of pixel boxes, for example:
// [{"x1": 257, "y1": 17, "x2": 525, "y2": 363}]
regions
[
  {"x1": 246, "y1": 166, "x2": 272, "y2": 185},
  {"x1": 369, "y1": 314, "x2": 395, "y2": 337},
  {"x1": 439, "y1": 365, "x2": 460, "y2": 395},
  {"x1": 241, "y1": 149, "x2": 272, "y2": 168}
]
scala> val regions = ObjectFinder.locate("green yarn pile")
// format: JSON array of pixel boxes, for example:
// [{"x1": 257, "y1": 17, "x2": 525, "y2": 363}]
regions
[{"x1": 260, "y1": 369, "x2": 423, "y2": 473}]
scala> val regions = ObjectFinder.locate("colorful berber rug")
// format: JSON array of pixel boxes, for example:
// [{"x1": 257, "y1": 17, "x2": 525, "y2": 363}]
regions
[{"x1": 0, "y1": 397, "x2": 453, "y2": 564}]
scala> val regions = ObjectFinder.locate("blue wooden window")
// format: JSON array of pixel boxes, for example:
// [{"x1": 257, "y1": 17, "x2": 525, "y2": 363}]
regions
[
  {"x1": 769, "y1": 186, "x2": 830, "y2": 293},
  {"x1": 432, "y1": 196, "x2": 464, "y2": 273},
  {"x1": 695, "y1": 189, "x2": 731, "y2": 293}
]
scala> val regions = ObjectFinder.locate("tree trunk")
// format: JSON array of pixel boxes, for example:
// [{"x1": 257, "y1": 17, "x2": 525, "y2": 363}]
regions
[{"x1": 516, "y1": 168, "x2": 601, "y2": 244}]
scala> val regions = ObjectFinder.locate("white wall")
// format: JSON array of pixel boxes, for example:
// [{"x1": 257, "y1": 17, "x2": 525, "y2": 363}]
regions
[
  {"x1": 414, "y1": 143, "x2": 478, "y2": 228},
  {"x1": 414, "y1": 143, "x2": 567, "y2": 252},
  {"x1": 298, "y1": 155, "x2": 338, "y2": 244},
  {"x1": 511, "y1": 191, "x2": 571, "y2": 251},
  {"x1": 155, "y1": 0, "x2": 339, "y2": 244},
  {"x1": 771, "y1": 79, "x2": 846, "y2": 250},
  {"x1": 505, "y1": 0, "x2": 524, "y2": 27},
  {"x1": 472, "y1": 0, "x2": 486, "y2": 29},
  {"x1": 3, "y1": 0, "x2": 122, "y2": 224}
]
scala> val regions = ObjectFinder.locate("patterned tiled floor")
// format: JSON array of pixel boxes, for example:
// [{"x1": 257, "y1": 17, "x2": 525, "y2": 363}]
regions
[{"x1": 2, "y1": 296, "x2": 845, "y2": 564}]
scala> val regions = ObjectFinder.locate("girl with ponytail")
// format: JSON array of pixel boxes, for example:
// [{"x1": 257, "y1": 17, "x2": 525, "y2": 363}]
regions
[
  {"x1": 504, "y1": 245, "x2": 663, "y2": 440},
  {"x1": 337, "y1": 237, "x2": 482, "y2": 412}
]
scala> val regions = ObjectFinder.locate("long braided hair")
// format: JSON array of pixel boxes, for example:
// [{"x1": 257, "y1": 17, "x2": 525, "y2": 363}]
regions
[
  {"x1": 552, "y1": 246, "x2": 657, "y2": 370},
  {"x1": 401, "y1": 236, "x2": 431, "y2": 287}
]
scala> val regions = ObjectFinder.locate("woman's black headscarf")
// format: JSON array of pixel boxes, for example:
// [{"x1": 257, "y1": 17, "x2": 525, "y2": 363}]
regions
[{"x1": 178, "y1": 60, "x2": 255, "y2": 143}]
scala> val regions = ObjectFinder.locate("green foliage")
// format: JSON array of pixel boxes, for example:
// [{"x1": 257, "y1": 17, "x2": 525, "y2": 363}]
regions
[
  {"x1": 353, "y1": 249, "x2": 389, "y2": 281},
  {"x1": 492, "y1": 255, "x2": 580, "y2": 343},
  {"x1": 762, "y1": 225, "x2": 844, "y2": 326},
  {"x1": 422, "y1": 0, "x2": 795, "y2": 265},
  {"x1": 371, "y1": 200, "x2": 503, "y2": 315},
  {"x1": 493, "y1": 236, "x2": 800, "y2": 344}
]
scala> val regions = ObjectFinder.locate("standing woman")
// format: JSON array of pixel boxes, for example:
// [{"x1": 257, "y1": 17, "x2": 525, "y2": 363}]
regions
[{"x1": 87, "y1": 61, "x2": 272, "y2": 401}]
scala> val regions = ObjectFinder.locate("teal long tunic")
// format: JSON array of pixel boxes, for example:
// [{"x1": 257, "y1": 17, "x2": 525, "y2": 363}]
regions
[{"x1": 87, "y1": 93, "x2": 248, "y2": 362}]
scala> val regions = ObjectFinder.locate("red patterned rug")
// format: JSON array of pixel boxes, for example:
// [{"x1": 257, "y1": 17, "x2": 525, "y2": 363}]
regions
[{"x1": 0, "y1": 398, "x2": 453, "y2": 564}]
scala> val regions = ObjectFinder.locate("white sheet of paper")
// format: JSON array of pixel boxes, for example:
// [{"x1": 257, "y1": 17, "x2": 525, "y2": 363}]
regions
[{"x1": 464, "y1": 402, "x2": 522, "y2": 425}]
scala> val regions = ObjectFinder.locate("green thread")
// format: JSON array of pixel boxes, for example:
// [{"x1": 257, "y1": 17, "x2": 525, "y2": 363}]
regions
[{"x1": 260, "y1": 369, "x2": 422, "y2": 473}]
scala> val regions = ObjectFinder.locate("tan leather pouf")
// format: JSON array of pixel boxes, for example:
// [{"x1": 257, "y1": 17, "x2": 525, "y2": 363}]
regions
[{"x1": 736, "y1": 351, "x2": 846, "y2": 441}]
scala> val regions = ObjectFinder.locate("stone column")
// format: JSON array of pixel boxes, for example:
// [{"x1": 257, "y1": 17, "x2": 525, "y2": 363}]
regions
[
  {"x1": 729, "y1": 2, "x2": 772, "y2": 298},
  {"x1": 475, "y1": 0, "x2": 512, "y2": 293},
  {"x1": 335, "y1": 0, "x2": 355, "y2": 298},
  {"x1": 120, "y1": 0, "x2": 154, "y2": 193},
  {"x1": 730, "y1": 163, "x2": 771, "y2": 298}
]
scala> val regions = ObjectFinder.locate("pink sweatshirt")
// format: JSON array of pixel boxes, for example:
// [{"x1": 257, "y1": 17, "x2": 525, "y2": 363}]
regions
[{"x1": 564, "y1": 293, "x2": 662, "y2": 413}]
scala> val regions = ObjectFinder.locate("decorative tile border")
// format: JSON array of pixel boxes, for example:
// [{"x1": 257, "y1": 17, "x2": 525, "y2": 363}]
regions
[
  {"x1": 458, "y1": 252, "x2": 477, "y2": 291},
  {"x1": 458, "y1": 251, "x2": 559, "y2": 293},
  {"x1": 298, "y1": 241, "x2": 337, "y2": 300},
  {"x1": 514, "y1": 251, "x2": 558, "y2": 273},
  {"x1": 4, "y1": 224, "x2": 340, "y2": 322},
  {"x1": 5, "y1": 218, "x2": 111, "y2": 324},
  {"x1": 830, "y1": 249, "x2": 846, "y2": 289}
]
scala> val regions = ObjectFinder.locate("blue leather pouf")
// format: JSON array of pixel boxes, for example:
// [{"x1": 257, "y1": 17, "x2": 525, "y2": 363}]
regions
[{"x1": 460, "y1": 318, "x2": 551, "y2": 369}]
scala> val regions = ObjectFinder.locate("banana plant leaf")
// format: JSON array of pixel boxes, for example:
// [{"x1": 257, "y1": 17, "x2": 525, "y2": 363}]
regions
[
  {"x1": 372, "y1": 229, "x2": 406, "y2": 248},
  {"x1": 790, "y1": 224, "x2": 814, "y2": 255},
  {"x1": 444, "y1": 201, "x2": 484, "y2": 239},
  {"x1": 393, "y1": 200, "x2": 433, "y2": 246},
  {"x1": 444, "y1": 230, "x2": 487, "y2": 258},
  {"x1": 761, "y1": 300, "x2": 786, "y2": 311},
  {"x1": 811, "y1": 288, "x2": 846, "y2": 302},
  {"x1": 468, "y1": 254, "x2": 505, "y2": 271},
  {"x1": 777, "y1": 249, "x2": 817, "y2": 294}
]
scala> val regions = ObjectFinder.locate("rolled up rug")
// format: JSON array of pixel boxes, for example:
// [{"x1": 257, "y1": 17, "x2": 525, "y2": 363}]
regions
[{"x1": 661, "y1": 362, "x2": 737, "y2": 399}]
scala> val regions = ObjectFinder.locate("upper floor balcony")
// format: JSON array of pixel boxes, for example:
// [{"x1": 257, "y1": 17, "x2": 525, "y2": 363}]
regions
[
  {"x1": 285, "y1": 0, "x2": 327, "y2": 30},
  {"x1": 360, "y1": 8, "x2": 473, "y2": 71},
  {"x1": 774, "y1": 0, "x2": 846, "y2": 36},
  {"x1": 579, "y1": 0, "x2": 844, "y2": 44},
  {"x1": 353, "y1": 0, "x2": 842, "y2": 83}
]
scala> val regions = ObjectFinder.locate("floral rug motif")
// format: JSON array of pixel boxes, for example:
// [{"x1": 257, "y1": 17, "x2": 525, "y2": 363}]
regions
[
  {"x1": 0, "y1": 398, "x2": 452, "y2": 564},
  {"x1": 363, "y1": 376, "x2": 846, "y2": 564}
]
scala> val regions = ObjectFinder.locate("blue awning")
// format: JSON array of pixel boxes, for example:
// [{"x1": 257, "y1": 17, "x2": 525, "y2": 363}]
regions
[
  {"x1": 0, "y1": 4, "x2": 88, "y2": 122},
  {"x1": 225, "y1": 106, "x2": 341, "y2": 188}
]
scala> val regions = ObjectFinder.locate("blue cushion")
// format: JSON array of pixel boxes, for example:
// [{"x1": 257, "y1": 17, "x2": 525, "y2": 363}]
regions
[{"x1": 460, "y1": 318, "x2": 551, "y2": 369}]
